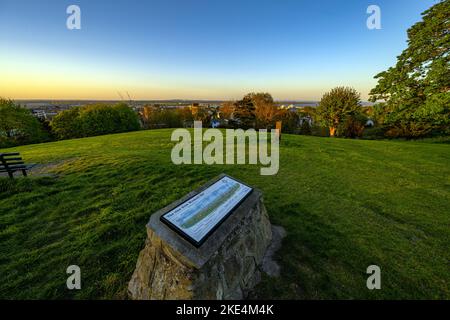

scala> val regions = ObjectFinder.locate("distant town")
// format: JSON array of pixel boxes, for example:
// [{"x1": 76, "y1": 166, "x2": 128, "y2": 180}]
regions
[{"x1": 16, "y1": 99, "x2": 373, "y2": 121}]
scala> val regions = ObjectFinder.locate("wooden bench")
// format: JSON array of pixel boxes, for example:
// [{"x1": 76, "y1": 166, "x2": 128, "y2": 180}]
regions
[{"x1": 0, "y1": 153, "x2": 30, "y2": 178}]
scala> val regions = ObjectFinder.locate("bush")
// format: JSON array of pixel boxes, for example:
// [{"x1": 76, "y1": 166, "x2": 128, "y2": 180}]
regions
[
  {"x1": 141, "y1": 106, "x2": 193, "y2": 129},
  {"x1": 51, "y1": 107, "x2": 82, "y2": 139},
  {"x1": 0, "y1": 98, "x2": 48, "y2": 147},
  {"x1": 274, "y1": 110, "x2": 300, "y2": 134},
  {"x1": 362, "y1": 126, "x2": 386, "y2": 140},
  {"x1": 298, "y1": 121, "x2": 312, "y2": 135},
  {"x1": 338, "y1": 113, "x2": 367, "y2": 138},
  {"x1": 51, "y1": 103, "x2": 140, "y2": 140},
  {"x1": 311, "y1": 125, "x2": 330, "y2": 137}
]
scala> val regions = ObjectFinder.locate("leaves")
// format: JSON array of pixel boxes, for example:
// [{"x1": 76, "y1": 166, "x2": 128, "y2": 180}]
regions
[
  {"x1": 316, "y1": 87, "x2": 362, "y2": 137},
  {"x1": 50, "y1": 103, "x2": 140, "y2": 140},
  {"x1": 369, "y1": 0, "x2": 450, "y2": 137},
  {"x1": 0, "y1": 98, "x2": 48, "y2": 147}
]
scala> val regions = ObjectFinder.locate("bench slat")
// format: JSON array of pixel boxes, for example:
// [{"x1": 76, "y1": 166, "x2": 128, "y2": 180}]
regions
[
  {"x1": 0, "y1": 152, "x2": 20, "y2": 157},
  {"x1": 2, "y1": 165, "x2": 26, "y2": 169},
  {"x1": 0, "y1": 168, "x2": 26, "y2": 172},
  {"x1": 3, "y1": 161, "x2": 25, "y2": 165},
  {"x1": 2, "y1": 157, "x2": 23, "y2": 161}
]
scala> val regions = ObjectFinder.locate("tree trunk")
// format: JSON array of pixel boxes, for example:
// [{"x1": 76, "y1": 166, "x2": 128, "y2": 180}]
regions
[{"x1": 329, "y1": 127, "x2": 336, "y2": 137}]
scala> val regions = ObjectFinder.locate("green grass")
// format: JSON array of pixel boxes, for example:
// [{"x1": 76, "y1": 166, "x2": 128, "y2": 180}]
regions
[{"x1": 0, "y1": 129, "x2": 449, "y2": 299}]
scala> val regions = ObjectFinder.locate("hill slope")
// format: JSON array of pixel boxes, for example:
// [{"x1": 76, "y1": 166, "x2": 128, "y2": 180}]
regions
[{"x1": 0, "y1": 130, "x2": 449, "y2": 299}]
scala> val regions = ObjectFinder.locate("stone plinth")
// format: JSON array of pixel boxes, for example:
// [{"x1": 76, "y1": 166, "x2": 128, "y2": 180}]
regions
[{"x1": 128, "y1": 174, "x2": 272, "y2": 300}]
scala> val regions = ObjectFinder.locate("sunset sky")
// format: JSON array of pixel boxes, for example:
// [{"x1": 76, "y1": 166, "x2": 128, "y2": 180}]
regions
[{"x1": 0, "y1": 0, "x2": 437, "y2": 101}]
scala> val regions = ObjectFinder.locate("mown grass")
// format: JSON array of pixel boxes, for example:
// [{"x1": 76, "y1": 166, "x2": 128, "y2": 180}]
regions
[{"x1": 0, "y1": 129, "x2": 449, "y2": 299}]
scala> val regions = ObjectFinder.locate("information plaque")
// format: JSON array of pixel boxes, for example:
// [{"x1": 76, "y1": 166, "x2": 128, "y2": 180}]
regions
[{"x1": 160, "y1": 176, "x2": 253, "y2": 247}]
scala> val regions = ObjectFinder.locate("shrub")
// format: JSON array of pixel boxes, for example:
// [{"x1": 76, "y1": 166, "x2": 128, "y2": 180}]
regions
[
  {"x1": 51, "y1": 103, "x2": 140, "y2": 140},
  {"x1": 274, "y1": 110, "x2": 300, "y2": 134},
  {"x1": 141, "y1": 106, "x2": 192, "y2": 129},
  {"x1": 338, "y1": 113, "x2": 367, "y2": 138},
  {"x1": 311, "y1": 125, "x2": 330, "y2": 137},
  {"x1": 0, "y1": 98, "x2": 48, "y2": 147},
  {"x1": 50, "y1": 107, "x2": 82, "y2": 139},
  {"x1": 298, "y1": 121, "x2": 312, "y2": 135},
  {"x1": 362, "y1": 126, "x2": 386, "y2": 140}
]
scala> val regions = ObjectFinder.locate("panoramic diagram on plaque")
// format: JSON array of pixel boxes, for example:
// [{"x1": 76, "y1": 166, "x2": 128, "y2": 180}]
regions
[{"x1": 160, "y1": 176, "x2": 253, "y2": 247}]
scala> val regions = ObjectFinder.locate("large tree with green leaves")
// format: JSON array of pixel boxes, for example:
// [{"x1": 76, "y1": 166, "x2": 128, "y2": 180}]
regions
[
  {"x1": 369, "y1": 0, "x2": 450, "y2": 137},
  {"x1": 0, "y1": 98, "x2": 47, "y2": 147},
  {"x1": 316, "y1": 87, "x2": 362, "y2": 137}
]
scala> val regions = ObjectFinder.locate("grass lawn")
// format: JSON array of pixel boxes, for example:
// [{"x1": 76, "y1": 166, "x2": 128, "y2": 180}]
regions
[{"x1": 0, "y1": 129, "x2": 449, "y2": 299}]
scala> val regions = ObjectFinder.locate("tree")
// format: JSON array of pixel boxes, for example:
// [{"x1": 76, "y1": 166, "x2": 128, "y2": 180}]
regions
[
  {"x1": 274, "y1": 109, "x2": 300, "y2": 134},
  {"x1": 316, "y1": 87, "x2": 362, "y2": 137},
  {"x1": 338, "y1": 113, "x2": 368, "y2": 138},
  {"x1": 298, "y1": 120, "x2": 312, "y2": 135},
  {"x1": 177, "y1": 107, "x2": 194, "y2": 121},
  {"x1": 192, "y1": 107, "x2": 211, "y2": 127},
  {"x1": 0, "y1": 98, "x2": 47, "y2": 147},
  {"x1": 219, "y1": 101, "x2": 235, "y2": 120},
  {"x1": 244, "y1": 92, "x2": 279, "y2": 129},
  {"x1": 369, "y1": 0, "x2": 450, "y2": 137},
  {"x1": 244, "y1": 92, "x2": 274, "y2": 106},
  {"x1": 50, "y1": 107, "x2": 82, "y2": 139},
  {"x1": 233, "y1": 95, "x2": 256, "y2": 129},
  {"x1": 51, "y1": 103, "x2": 140, "y2": 139},
  {"x1": 112, "y1": 103, "x2": 141, "y2": 132}
]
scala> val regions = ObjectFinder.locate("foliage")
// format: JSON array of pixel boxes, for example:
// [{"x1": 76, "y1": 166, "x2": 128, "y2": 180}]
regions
[
  {"x1": 50, "y1": 107, "x2": 82, "y2": 139},
  {"x1": 369, "y1": 0, "x2": 450, "y2": 137},
  {"x1": 298, "y1": 120, "x2": 312, "y2": 135},
  {"x1": 233, "y1": 94, "x2": 257, "y2": 129},
  {"x1": 51, "y1": 103, "x2": 140, "y2": 139},
  {"x1": 192, "y1": 106, "x2": 212, "y2": 127},
  {"x1": 298, "y1": 107, "x2": 316, "y2": 135},
  {"x1": 310, "y1": 125, "x2": 330, "y2": 137},
  {"x1": 219, "y1": 101, "x2": 235, "y2": 120},
  {"x1": 246, "y1": 92, "x2": 279, "y2": 129},
  {"x1": 0, "y1": 98, "x2": 48, "y2": 147},
  {"x1": 177, "y1": 107, "x2": 195, "y2": 126},
  {"x1": 338, "y1": 113, "x2": 368, "y2": 138},
  {"x1": 362, "y1": 126, "x2": 386, "y2": 140},
  {"x1": 275, "y1": 109, "x2": 300, "y2": 134},
  {"x1": 141, "y1": 106, "x2": 194, "y2": 128},
  {"x1": 316, "y1": 87, "x2": 363, "y2": 137},
  {"x1": 230, "y1": 92, "x2": 281, "y2": 129}
]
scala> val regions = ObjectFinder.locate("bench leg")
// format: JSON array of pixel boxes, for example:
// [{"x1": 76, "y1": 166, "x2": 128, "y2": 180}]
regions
[
  {"x1": 8, "y1": 171, "x2": 13, "y2": 179},
  {"x1": 22, "y1": 169, "x2": 28, "y2": 177}
]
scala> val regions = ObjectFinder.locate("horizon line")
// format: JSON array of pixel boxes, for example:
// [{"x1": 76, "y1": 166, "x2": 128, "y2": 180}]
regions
[{"x1": 10, "y1": 98, "x2": 373, "y2": 103}]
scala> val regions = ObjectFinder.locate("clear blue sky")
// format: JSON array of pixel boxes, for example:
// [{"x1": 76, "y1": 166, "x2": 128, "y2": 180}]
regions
[{"x1": 0, "y1": 0, "x2": 438, "y2": 100}]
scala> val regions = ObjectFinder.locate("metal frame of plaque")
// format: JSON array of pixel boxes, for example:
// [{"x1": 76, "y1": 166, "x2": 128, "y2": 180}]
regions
[{"x1": 160, "y1": 175, "x2": 253, "y2": 248}]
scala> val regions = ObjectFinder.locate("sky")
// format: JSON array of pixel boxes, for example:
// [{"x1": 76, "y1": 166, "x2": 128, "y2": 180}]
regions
[{"x1": 0, "y1": 0, "x2": 438, "y2": 101}]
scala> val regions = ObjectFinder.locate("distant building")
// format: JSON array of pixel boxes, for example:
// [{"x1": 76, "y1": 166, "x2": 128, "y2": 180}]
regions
[
  {"x1": 31, "y1": 109, "x2": 58, "y2": 120},
  {"x1": 299, "y1": 115, "x2": 313, "y2": 126},
  {"x1": 366, "y1": 119, "x2": 375, "y2": 127}
]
